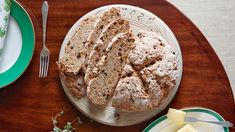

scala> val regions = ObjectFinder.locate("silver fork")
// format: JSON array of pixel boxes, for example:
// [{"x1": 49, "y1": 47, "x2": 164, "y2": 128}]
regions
[
  {"x1": 39, "y1": 1, "x2": 50, "y2": 78},
  {"x1": 185, "y1": 116, "x2": 234, "y2": 127}
]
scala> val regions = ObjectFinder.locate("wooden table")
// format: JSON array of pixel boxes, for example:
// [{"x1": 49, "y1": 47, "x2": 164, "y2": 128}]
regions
[{"x1": 0, "y1": 0, "x2": 234, "y2": 131}]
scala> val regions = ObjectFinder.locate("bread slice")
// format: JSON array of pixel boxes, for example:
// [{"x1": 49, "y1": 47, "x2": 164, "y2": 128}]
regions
[
  {"x1": 85, "y1": 18, "x2": 130, "y2": 84},
  {"x1": 58, "y1": 16, "x2": 96, "y2": 98},
  {"x1": 58, "y1": 16, "x2": 96, "y2": 76},
  {"x1": 112, "y1": 64, "x2": 151, "y2": 111},
  {"x1": 129, "y1": 32, "x2": 167, "y2": 70},
  {"x1": 58, "y1": 8, "x2": 121, "y2": 98},
  {"x1": 62, "y1": 72, "x2": 86, "y2": 98},
  {"x1": 83, "y1": 8, "x2": 121, "y2": 70},
  {"x1": 87, "y1": 32, "x2": 135, "y2": 105}
]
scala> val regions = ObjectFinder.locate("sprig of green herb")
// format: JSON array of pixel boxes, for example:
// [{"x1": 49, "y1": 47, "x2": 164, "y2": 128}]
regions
[{"x1": 51, "y1": 110, "x2": 82, "y2": 132}]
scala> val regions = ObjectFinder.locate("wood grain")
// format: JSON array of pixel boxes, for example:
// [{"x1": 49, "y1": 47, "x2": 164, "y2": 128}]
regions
[{"x1": 0, "y1": 0, "x2": 234, "y2": 131}]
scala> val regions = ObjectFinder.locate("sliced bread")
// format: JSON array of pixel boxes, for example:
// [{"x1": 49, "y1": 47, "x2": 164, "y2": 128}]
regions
[
  {"x1": 85, "y1": 18, "x2": 130, "y2": 84},
  {"x1": 83, "y1": 8, "x2": 121, "y2": 70},
  {"x1": 62, "y1": 72, "x2": 86, "y2": 98},
  {"x1": 58, "y1": 16, "x2": 96, "y2": 76},
  {"x1": 87, "y1": 32, "x2": 135, "y2": 105},
  {"x1": 58, "y1": 16, "x2": 96, "y2": 98}
]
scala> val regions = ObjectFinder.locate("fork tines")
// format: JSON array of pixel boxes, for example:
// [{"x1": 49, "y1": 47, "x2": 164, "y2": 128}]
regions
[{"x1": 39, "y1": 51, "x2": 50, "y2": 78}]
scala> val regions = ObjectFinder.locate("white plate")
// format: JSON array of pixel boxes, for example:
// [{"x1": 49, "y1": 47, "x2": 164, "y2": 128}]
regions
[
  {"x1": 144, "y1": 107, "x2": 229, "y2": 132},
  {"x1": 59, "y1": 4, "x2": 183, "y2": 126},
  {"x1": 0, "y1": 1, "x2": 35, "y2": 88}
]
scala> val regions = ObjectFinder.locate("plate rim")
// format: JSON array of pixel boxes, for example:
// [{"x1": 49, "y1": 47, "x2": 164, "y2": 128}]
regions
[
  {"x1": 0, "y1": 1, "x2": 35, "y2": 88},
  {"x1": 143, "y1": 107, "x2": 229, "y2": 132},
  {"x1": 59, "y1": 4, "x2": 183, "y2": 126}
]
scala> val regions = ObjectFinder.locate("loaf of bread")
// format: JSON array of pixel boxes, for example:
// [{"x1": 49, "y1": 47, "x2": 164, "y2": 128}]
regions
[
  {"x1": 87, "y1": 32, "x2": 135, "y2": 105},
  {"x1": 85, "y1": 18, "x2": 130, "y2": 84},
  {"x1": 58, "y1": 8, "x2": 179, "y2": 111},
  {"x1": 112, "y1": 31, "x2": 178, "y2": 111}
]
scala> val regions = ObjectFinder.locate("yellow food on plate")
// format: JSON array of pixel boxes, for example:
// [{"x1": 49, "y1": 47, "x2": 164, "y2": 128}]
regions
[
  {"x1": 177, "y1": 124, "x2": 197, "y2": 132},
  {"x1": 160, "y1": 122, "x2": 186, "y2": 132},
  {"x1": 167, "y1": 108, "x2": 186, "y2": 122}
]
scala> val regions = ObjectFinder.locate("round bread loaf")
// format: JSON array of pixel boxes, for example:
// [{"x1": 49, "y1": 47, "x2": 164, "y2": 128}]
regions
[
  {"x1": 112, "y1": 31, "x2": 178, "y2": 111},
  {"x1": 58, "y1": 8, "x2": 178, "y2": 112}
]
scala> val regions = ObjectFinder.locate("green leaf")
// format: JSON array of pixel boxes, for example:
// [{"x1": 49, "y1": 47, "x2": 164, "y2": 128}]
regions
[
  {"x1": 0, "y1": 28, "x2": 6, "y2": 38},
  {"x1": 60, "y1": 110, "x2": 64, "y2": 115},
  {"x1": 4, "y1": 4, "x2": 10, "y2": 12},
  {"x1": 0, "y1": 48, "x2": 3, "y2": 56},
  {"x1": 53, "y1": 127, "x2": 62, "y2": 132},
  {"x1": 64, "y1": 122, "x2": 73, "y2": 131},
  {"x1": 4, "y1": 0, "x2": 12, "y2": 12},
  {"x1": 4, "y1": 16, "x2": 8, "y2": 23}
]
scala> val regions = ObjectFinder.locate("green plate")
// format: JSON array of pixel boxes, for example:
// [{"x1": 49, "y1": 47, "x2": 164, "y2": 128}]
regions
[
  {"x1": 0, "y1": 0, "x2": 35, "y2": 88},
  {"x1": 143, "y1": 107, "x2": 229, "y2": 132}
]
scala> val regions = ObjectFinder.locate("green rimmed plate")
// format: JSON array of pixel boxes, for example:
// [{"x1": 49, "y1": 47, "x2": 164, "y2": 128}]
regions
[
  {"x1": 144, "y1": 107, "x2": 229, "y2": 132},
  {"x1": 0, "y1": 1, "x2": 35, "y2": 88}
]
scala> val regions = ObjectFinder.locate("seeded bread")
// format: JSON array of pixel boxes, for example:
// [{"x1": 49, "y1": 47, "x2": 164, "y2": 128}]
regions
[
  {"x1": 62, "y1": 72, "x2": 86, "y2": 98},
  {"x1": 58, "y1": 7, "x2": 179, "y2": 111},
  {"x1": 112, "y1": 64, "x2": 152, "y2": 111},
  {"x1": 58, "y1": 8, "x2": 121, "y2": 98},
  {"x1": 87, "y1": 32, "x2": 135, "y2": 105},
  {"x1": 83, "y1": 8, "x2": 121, "y2": 70},
  {"x1": 58, "y1": 16, "x2": 96, "y2": 76},
  {"x1": 85, "y1": 19, "x2": 130, "y2": 84},
  {"x1": 112, "y1": 31, "x2": 178, "y2": 111},
  {"x1": 129, "y1": 32, "x2": 168, "y2": 70},
  {"x1": 58, "y1": 16, "x2": 96, "y2": 98},
  {"x1": 136, "y1": 32, "x2": 178, "y2": 107},
  {"x1": 140, "y1": 58, "x2": 177, "y2": 107}
]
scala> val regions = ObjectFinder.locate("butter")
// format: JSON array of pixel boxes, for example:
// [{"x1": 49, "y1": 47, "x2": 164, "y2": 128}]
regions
[
  {"x1": 160, "y1": 122, "x2": 186, "y2": 132},
  {"x1": 167, "y1": 108, "x2": 186, "y2": 122},
  {"x1": 177, "y1": 124, "x2": 197, "y2": 132}
]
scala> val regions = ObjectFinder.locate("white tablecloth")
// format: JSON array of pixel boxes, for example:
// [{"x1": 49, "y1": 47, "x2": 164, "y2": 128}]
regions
[{"x1": 169, "y1": 0, "x2": 235, "y2": 98}]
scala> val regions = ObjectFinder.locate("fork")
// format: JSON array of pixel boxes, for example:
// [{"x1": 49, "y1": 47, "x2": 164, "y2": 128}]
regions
[
  {"x1": 39, "y1": 1, "x2": 49, "y2": 78},
  {"x1": 185, "y1": 116, "x2": 234, "y2": 127}
]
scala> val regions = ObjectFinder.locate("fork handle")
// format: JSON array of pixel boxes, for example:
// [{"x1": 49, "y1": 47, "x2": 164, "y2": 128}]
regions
[
  {"x1": 42, "y1": 1, "x2": 49, "y2": 48},
  {"x1": 198, "y1": 120, "x2": 234, "y2": 127}
]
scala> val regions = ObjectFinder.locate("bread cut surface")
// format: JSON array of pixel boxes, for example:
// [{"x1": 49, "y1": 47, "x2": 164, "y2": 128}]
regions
[
  {"x1": 87, "y1": 32, "x2": 135, "y2": 105},
  {"x1": 58, "y1": 8, "x2": 121, "y2": 98},
  {"x1": 59, "y1": 16, "x2": 96, "y2": 76},
  {"x1": 85, "y1": 18, "x2": 130, "y2": 84},
  {"x1": 83, "y1": 8, "x2": 121, "y2": 70},
  {"x1": 58, "y1": 16, "x2": 96, "y2": 98}
]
